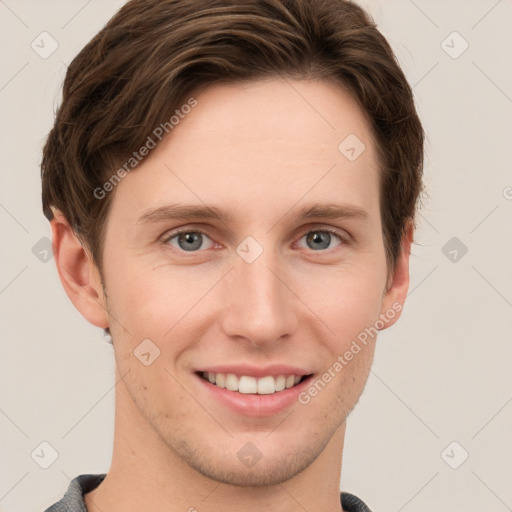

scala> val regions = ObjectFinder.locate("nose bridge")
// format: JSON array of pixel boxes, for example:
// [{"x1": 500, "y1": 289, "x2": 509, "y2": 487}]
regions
[{"x1": 221, "y1": 244, "x2": 297, "y2": 345}]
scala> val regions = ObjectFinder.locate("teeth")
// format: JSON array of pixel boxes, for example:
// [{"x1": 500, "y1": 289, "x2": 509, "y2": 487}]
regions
[
  {"x1": 275, "y1": 375, "x2": 286, "y2": 391},
  {"x1": 202, "y1": 372, "x2": 305, "y2": 394},
  {"x1": 239, "y1": 376, "x2": 257, "y2": 394},
  {"x1": 215, "y1": 373, "x2": 225, "y2": 388},
  {"x1": 225, "y1": 373, "x2": 239, "y2": 391},
  {"x1": 257, "y1": 376, "x2": 275, "y2": 395}
]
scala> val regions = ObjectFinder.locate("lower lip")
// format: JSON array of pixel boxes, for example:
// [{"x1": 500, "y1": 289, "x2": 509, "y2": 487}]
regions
[{"x1": 195, "y1": 373, "x2": 313, "y2": 417}]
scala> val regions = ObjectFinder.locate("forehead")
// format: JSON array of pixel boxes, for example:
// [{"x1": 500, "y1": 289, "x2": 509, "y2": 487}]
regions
[{"x1": 109, "y1": 78, "x2": 380, "y2": 225}]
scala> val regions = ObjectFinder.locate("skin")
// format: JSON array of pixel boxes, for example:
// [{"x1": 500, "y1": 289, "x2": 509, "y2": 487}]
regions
[{"x1": 51, "y1": 78, "x2": 412, "y2": 512}]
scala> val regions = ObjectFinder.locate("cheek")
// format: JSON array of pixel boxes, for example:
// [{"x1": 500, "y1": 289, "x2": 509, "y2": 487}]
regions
[
  {"x1": 103, "y1": 255, "x2": 218, "y2": 351},
  {"x1": 300, "y1": 263, "x2": 386, "y2": 342}
]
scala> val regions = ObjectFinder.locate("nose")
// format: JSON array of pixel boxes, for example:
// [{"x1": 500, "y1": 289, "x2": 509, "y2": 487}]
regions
[{"x1": 220, "y1": 247, "x2": 298, "y2": 348}]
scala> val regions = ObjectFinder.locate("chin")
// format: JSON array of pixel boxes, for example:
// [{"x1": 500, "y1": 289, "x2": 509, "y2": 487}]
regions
[
  {"x1": 188, "y1": 445, "x2": 320, "y2": 488},
  {"x1": 167, "y1": 428, "x2": 333, "y2": 488}
]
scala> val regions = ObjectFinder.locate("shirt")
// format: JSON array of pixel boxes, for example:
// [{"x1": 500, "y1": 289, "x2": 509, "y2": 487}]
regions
[{"x1": 43, "y1": 473, "x2": 373, "y2": 511}]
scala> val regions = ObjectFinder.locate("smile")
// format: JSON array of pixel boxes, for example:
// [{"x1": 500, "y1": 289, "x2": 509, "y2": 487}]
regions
[{"x1": 199, "y1": 372, "x2": 309, "y2": 395}]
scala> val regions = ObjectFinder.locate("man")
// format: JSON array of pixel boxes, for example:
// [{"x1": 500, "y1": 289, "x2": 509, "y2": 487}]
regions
[{"x1": 41, "y1": 0, "x2": 424, "y2": 510}]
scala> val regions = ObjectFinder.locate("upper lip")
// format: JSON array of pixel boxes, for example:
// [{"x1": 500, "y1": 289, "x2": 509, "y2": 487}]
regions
[{"x1": 196, "y1": 364, "x2": 312, "y2": 379}]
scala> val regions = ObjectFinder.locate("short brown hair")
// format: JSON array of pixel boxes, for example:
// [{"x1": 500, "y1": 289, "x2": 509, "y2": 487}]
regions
[{"x1": 41, "y1": 0, "x2": 424, "y2": 274}]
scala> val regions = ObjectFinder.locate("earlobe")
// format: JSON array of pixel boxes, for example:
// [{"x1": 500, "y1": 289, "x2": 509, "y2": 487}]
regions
[
  {"x1": 379, "y1": 221, "x2": 414, "y2": 329},
  {"x1": 50, "y1": 211, "x2": 109, "y2": 329}
]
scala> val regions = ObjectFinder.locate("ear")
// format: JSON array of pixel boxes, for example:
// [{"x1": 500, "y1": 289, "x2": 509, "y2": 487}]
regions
[
  {"x1": 50, "y1": 211, "x2": 109, "y2": 329},
  {"x1": 379, "y1": 220, "x2": 414, "y2": 329}
]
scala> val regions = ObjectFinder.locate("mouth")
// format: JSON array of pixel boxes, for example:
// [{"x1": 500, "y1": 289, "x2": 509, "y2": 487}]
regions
[
  {"x1": 194, "y1": 364, "x2": 315, "y2": 416},
  {"x1": 196, "y1": 371, "x2": 313, "y2": 395}
]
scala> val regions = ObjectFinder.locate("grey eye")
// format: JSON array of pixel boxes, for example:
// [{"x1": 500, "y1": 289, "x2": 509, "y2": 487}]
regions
[
  {"x1": 301, "y1": 231, "x2": 341, "y2": 251},
  {"x1": 167, "y1": 231, "x2": 214, "y2": 251}
]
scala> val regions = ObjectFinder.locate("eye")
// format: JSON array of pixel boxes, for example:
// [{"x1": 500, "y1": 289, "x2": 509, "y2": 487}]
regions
[
  {"x1": 164, "y1": 230, "x2": 215, "y2": 252},
  {"x1": 297, "y1": 229, "x2": 343, "y2": 251}
]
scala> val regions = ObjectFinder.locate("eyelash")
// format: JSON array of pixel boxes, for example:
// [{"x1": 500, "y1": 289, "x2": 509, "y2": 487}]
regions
[{"x1": 161, "y1": 227, "x2": 347, "y2": 253}]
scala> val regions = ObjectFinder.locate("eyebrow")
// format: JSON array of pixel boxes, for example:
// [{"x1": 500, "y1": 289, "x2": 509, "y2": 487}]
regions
[{"x1": 136, "y1": 202, "x2": 369, "y2": 225}]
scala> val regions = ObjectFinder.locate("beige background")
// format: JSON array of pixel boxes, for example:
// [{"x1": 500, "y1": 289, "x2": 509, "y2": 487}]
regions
[{"x1": 1, "y1": 1, "x2": 511, "y2": 511}]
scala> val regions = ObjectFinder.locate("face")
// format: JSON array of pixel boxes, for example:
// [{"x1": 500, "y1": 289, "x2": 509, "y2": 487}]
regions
[{"x1": 98, "y1": 78, "x2": 404, "y2": 486}]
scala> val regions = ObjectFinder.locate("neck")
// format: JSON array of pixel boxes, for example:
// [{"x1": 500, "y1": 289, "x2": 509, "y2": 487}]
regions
[{"x1": 85, "y1": 373, "x2": 347, "y2": 512}]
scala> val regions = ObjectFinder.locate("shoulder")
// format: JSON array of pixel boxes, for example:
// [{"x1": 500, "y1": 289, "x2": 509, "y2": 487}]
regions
[
  {"x1": 43, "y1": 474, "x2": 106, "y2": 512},
  {"x1": 340, "y1": 491, "x2": 374, "y2": 512}
]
